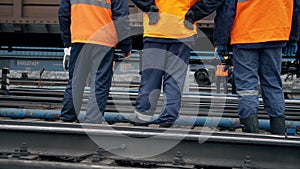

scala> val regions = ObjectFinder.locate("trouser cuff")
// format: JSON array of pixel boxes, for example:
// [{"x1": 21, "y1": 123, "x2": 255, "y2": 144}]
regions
[{"x1": 135, "y1": 110, "x2": 152, "y2": 122}]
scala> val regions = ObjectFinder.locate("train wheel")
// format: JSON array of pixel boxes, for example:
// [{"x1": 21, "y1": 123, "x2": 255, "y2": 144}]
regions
[{"x1": 194, "y1": 69, "x2": 211, "y2": 86}]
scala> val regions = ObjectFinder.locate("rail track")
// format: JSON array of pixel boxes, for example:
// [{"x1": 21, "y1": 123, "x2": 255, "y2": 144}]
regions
[
  {"x1": 7, "y1": 78, "x2": 300, "y2": 99},
  {"x1": 2, "y1": 86, "x2": 300, "y2": 120},
  {"x1": 0, "y1": 83, "x2": 300, "y2": 169},
  {"x1": 1, "y1": 48, "x2": 300, "y2": 168},
  {"x1": 0, "y1": 119, "x2": 299, "y2": 169},
  {"x1": 1, "y1": 86, "x2": 300, "y2": 135}
]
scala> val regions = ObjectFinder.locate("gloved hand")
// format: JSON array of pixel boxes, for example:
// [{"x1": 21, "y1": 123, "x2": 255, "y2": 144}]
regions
[
  {"x1": 184, "y1": 10, "x2": 195, "y2": 30},
  {"x1": 63, "y1": 47, "x2": 71, "y2": 71},
  {"x1": 147, "y1": 5, "x2": 160, "y2": 25},
  {"x1": 283, "y1": 41, "x2": 298, "y2": 57},
  {"x1": 214, "y1": 45, "x2": 229, "y2": 63}
]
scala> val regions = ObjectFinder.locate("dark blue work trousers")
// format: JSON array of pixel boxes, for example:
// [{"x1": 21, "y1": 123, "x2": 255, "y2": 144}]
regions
[
  {"x1": 60, "y1": 43, "x2": 114, "y2": 123},
  {"x1": 135, "y1": 41, "x2": 192, "y2": 125},
  {"x1": 233, "y1": 46, "x2": 285, "y2": 118}
]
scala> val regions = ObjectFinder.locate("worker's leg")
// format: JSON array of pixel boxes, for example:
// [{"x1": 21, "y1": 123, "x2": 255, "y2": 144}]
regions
[
  {"x1": 60, "y1": 43, "x2": 88, "y2": 122},
  {"x1": 134, "y1": 42, "x2": 167, "y2": 122},
  {"x1": 84, "y1": 45, "x2": 114, "y2": 124},
  {"x1": 157, "y1": 42, "x2": 191, "y2": 127},
  {"x1": 233, "y1": 46, "x2": 260, "y2": 133},
  {"x1": 259, "y1": 47, "x2": 285, "y2": 135}
]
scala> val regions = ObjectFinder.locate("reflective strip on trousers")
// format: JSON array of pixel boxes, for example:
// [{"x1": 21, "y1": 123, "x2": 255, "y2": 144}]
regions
[
  {"x1": 236, "y1": 90, "x2": 259, "y2": 96},
  {"x1": 135, "y1": 110, "x2": 152, "y2": 122},
  {"x1": 70, "y1": 0, "x2": 111, "y2": 9}
]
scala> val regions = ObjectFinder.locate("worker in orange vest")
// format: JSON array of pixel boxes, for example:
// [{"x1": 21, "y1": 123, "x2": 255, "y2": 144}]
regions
[
  {"x1": 214, "y1": 0, "x2": 300, "y2": 134},
  {"x1": 58, "y1": 0, "x2": 132, "y2": 123},
  {"x1": 130, "y1": 0, "x2": 225, "y2": 127}
]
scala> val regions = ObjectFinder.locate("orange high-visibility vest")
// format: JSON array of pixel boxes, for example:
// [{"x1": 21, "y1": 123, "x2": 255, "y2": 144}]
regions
[
  {"x1": 143, "y1": 0, "x2": 198, "y2": 39},
  {"x1": 70, "y1": 0, "x2": 118, "y2": 47},
  {"x1": 231, "y1": 0, "x2": 293, "y2": 44}
]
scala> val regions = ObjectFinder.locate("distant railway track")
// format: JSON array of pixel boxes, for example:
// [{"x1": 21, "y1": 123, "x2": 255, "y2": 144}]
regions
[
  {"x1": 5, "y1": 77, "x2": 300, "y2": 99},
  {"x1": 1, "y1": 46, "x2": 299, "y2": 96},
  {"x1": 1, "y1": 46, "x2": 299, "y2": 99}
]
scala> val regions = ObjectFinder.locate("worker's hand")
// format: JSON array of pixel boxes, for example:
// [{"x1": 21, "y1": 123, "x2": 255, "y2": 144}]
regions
[
  {"x1": 147, "y1": 5, "x2": 160, "y2": 25},
  {"x1": 63, "y1": 47, "x2": 71, "y2": 71},
  {"x1": 283, "y1": 42, "x2": 298, "y2": 57},
  {"x1": 123, "y1": 51, "x2": 131, "y2": 60},
  {"x1": 214, "y1": 45, "x2": 229, "y2": 63},
  {"x1": 184, "y1": 10, "x2": 195, "y2": 30}
]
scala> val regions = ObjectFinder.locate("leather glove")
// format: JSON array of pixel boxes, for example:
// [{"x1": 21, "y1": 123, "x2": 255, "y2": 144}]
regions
[
  {"x1": 147, "y1": 5, "x2": 160, "y2": 25},
  {"x1": 283, "y1": 41, "x2": 298, "y2": 57},
  {"x1": 184, "y1": 10, "x2": 195, "y2": 30},
  {"x1": 214, "y1": 45, "x2": 229, "y2": 63},
  {"x1": 63, "y1": 47, "x2": 71, "y2": 71}
]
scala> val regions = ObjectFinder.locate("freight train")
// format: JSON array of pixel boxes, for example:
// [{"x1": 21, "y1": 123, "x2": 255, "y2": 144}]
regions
[{"x1": 0, "y1": 0, "x2": 215, "y2": 49}]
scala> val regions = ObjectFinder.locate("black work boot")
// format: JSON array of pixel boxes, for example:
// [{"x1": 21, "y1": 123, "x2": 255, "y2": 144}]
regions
[
  {"x1": 159, "y1": 123, "x2": 173, "y2": 128},
  {"x1": 270, "y1": 116, "x2": 285, "y2": 135},
  {"x1": 239, "y1": 114, "x2": 259, "y2": 133}
]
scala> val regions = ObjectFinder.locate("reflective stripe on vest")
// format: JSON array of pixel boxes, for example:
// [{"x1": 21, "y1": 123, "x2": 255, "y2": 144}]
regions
[
  {"x1": 143, "y1": 0, "x2": 198, "y2": 39},
  {"x1": 70, "y1": 0, "x2": 117, "y2": 47},
  {"x1": 231, "y1": 0, "x2": 293, "y2": 44}
]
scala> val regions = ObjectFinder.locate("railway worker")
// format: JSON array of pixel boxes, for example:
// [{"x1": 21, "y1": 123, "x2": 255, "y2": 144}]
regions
[
  {"x1": 214, "y1": 0, "x2": 300, "y2": 134},
  {"x1": 129, "y1": 0, "x2": 225, "y2": 127},
  {"x1": 58, "y1": 0, "x2": 132, "y2": 123}
]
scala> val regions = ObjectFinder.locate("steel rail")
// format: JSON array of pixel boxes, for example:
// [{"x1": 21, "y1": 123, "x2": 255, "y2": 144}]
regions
[
  {"x1": 7, "y1": 80, "x2": 300, "y2": 97},
  {"x1": 1, "y1": 95, "x2": 300, "y2": 119},
  {"x1": 2, "y1": 89, "x2": 300, "y2": 117},
  {"x1": 0, "y1": 120, "x2": 299, "y2": 169},
  {"x1": 0, "y1": 109, "x2": 299, "y2": 134},
  {"x1": 0, "y1": 159, "x2": 143, "y2": 169},
  {"x1": 1, "y1": 91, "x2": 300, "y2": 127},
  {"x1": 5, "y1": 87, "x2": 300, "y2": 107}
]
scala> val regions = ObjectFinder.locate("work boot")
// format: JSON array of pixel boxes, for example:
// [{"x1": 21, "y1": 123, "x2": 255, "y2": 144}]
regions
[
  {"x1": 270, "y1": 116, "x2": 285, "y2": 135},
  {"x1": 239, "y1": 114, "x2": 259, "y2": 133},
  {"x1": 159, "y1": 123, "x2": 173, "y2": 128}
]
